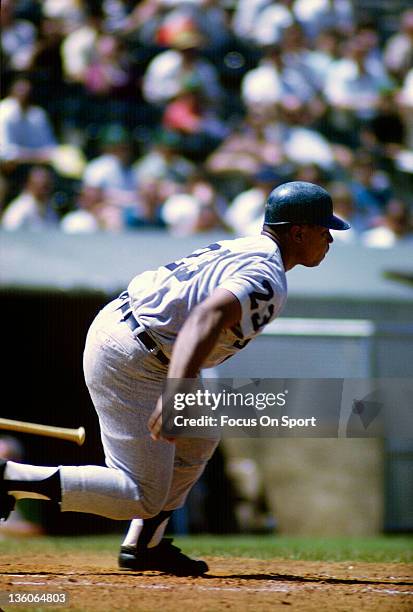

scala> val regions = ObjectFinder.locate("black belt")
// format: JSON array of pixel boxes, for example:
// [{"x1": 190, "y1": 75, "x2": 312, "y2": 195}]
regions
[{"x1": 118, "y1": 298, "x2": 169, "y2": 366}]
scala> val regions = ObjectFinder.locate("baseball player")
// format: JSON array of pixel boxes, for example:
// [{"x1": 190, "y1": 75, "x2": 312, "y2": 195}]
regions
[{"x1": 0, "y1": 182, "x2": 349, "y2": 575}]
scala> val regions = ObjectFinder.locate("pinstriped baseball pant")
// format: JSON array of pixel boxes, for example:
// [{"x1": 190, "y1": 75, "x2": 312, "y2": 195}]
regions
[{"x1": 59, "y1": 298, "x2": 218, "y2": 520}]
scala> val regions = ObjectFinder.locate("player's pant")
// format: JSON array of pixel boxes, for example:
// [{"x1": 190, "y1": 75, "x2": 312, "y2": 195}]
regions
[{"x1": 59, "y1": 298, "x2": 218, "y2": 520}]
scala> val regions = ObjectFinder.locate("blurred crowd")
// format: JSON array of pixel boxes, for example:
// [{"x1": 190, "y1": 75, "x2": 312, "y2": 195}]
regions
[{"x1": 1, "y1": 0, "x2": 412, "y2": 247}]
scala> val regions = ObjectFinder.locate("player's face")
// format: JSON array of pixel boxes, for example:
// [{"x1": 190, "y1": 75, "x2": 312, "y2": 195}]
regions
[{"x1": 299, "y1": 225, "x2": 334, "y2": 267}]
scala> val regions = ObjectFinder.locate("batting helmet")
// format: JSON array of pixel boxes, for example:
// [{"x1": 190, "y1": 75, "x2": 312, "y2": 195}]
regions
[{"x1": 264, "y1": 181, "x2": 350, "y2": 230}]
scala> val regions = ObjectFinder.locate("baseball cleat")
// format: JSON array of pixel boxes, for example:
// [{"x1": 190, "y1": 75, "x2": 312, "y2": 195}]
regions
[
  {"x1": 118, "y1": 538, "x2": 209, "y2": 576},
  {"x1": 0, "y1": 459, "x2": 16, "y2": 521}
]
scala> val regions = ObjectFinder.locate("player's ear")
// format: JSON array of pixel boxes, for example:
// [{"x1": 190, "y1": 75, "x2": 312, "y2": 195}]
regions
[{"x1": 290, "y1": 224, "x2": 304, "y2": 243}]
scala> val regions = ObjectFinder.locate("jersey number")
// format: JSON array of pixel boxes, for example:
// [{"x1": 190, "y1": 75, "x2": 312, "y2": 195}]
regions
[
  {"x1": 164, "y1": 243, "x2": 222, "y2": 282},
  {"x1": 249, "y1": 279, "x2": 275, "y2": 332}
]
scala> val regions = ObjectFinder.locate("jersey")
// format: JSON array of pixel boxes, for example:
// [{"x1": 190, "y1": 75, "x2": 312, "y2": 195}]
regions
[{"x1": 127, "y1": 235, "x2": 287, "y2": 368}]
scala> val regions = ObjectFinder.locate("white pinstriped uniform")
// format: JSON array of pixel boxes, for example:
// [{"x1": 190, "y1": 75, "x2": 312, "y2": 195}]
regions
[{"x1": 60, "y1": 235, "x2": 288, "y2": 520}]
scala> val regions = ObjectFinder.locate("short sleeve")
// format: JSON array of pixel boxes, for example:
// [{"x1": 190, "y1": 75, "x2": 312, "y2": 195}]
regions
[{"x1": 218, "y1": 266, "x2": 286, "y2": 338}]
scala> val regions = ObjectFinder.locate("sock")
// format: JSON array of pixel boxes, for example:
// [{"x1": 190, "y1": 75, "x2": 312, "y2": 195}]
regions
[
  {"x1": 122, "y1": 511, "x2": 172, "y2": 550},
  {"x1": 147, "y1": 514, "x2": 170, "y2": 548},
  {"x1": 122, "y1": 518, "x2": 143, "y2": 547},
  {"x1": 3, "y1": 462, "x2": 61, "y2": 502}
]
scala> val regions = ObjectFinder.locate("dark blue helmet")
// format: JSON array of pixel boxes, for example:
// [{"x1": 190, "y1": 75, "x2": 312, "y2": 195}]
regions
[{"x1": 264, "y1": 181, "x2": 350, "y2": 230}]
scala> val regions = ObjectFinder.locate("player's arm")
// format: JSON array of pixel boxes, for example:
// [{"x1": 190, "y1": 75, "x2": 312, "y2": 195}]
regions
[
  {"x1": 148, "y1": 288, "x2": 241, "y2": 440},
  {"x1": 168, "y1": 287, "x2": 241, "y2": 378}
]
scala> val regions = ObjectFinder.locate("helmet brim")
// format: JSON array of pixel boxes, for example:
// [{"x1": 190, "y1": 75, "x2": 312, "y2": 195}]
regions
[{"x1": 325, "y1": 215, "x2": 351, "y2": 230}]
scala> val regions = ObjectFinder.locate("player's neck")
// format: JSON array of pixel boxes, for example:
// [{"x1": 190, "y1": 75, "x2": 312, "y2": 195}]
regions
[{"x1": 260, "y1": 228, "x2": 296, "y2": 271}]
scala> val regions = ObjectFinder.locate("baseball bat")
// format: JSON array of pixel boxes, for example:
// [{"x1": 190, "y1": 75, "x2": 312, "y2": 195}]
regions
[{"x1": 0, "y1": 418, "x2": 85, "y2": 446}]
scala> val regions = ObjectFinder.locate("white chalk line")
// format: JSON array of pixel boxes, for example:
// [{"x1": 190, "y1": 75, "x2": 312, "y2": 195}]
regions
[
  {"x1": 7, "y1": 580, "x2": 315, "y2": 594},
  {"x1": 7, "y1": 578, "x2": 413, "y2": 596},
  {"x1": 364, "y1": 587, "x2": 413, "y2": 597},
  {"x1": 11, "y1": 581, "x2": 47, "y2": 586}
]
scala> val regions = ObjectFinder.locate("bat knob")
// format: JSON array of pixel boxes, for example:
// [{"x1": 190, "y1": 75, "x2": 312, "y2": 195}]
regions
[{"x1": 77, "y1": 427, "x2": 86, "y2": 446}]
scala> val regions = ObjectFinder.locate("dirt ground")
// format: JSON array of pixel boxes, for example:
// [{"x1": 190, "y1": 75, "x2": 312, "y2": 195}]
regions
[{"x1": 0, "y1": 553, "x2": 412, "y2": 611}]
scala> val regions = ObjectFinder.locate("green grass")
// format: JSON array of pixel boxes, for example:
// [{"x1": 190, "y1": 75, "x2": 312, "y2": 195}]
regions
[
  {"x1": 0, "y1": 534, "x2": 412, "y2": 563},
  {"x1": 176, "y1": 535, "x2": 413, "y2": 563}
]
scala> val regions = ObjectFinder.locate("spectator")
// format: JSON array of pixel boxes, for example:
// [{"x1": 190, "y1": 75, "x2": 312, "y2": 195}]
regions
[
  {"x1": 384, "y1": 10, "x2": 413, "y2": 83},
  {"x1": 60, "y1": 6, "x2": 104, "y2": 84},
  {"x1": 324, "y1": 37, "x2": 392, "y2": 122},
  {"x1": 142, "y1": 18, "x2": 222, "y2": 108},
  {"x1": 117, "y1": 0, "x2": 166, "y2": 42},
  {"x1": 251, "y1": 1, "x2": 295, "y2": 47},
  {"x1": 241, "y1": 45, "x2": 284, "y2": 113},
  {"x1": 42, "y1": 0, "x2": 85, "y2": 32},
  {"x1": 362, "y1": 199, "x2": 413, "y2": 248},
  {"x1": 280, "y1": 103, "x2": 335, "y2": 171},
  {"x1": 1, "y1": 0, "x2": 37, "y2": 75},
  {"x1": 134, "y1": 0, "x2": 230, "y2": 53},
  {"x1": 161, "y1": 174, "x2": 225, "y2": 236},
  {"x1": 303, "y1": 28, "x2": 342, "y2": 91},
  {"x1": 124, "y1": 180, "x2": 166, "y2": 230},
  {"x1": 1, "y1": 166, "x2": 58, "y2": 231},
  {"x1": 101, "y1": 0, "x2": 138, "y2": 34},
  {"x1": 162, "y1": 80, "x2": 228, "y2": 159},
  {"x1": 83, "y1": 34, "x2": 137, "y2": 100},
  {"x1": 61, "y1": 185, "x2": 106, "y2": 233},
  {"x1": 82, "y1": 125, "x2": 139, "y2": 210},
  {"x1": 362, "y1": 91, "x2": 406, "y2": 161},
  {"x1": 293, "y1": 0, "x2": 354, "y2": 40},
  {"x1": 77, "y1": 32, "x2": 140, "y2": 128},
  {"x1": 187, "y1": 0, "x2": 232, "y2": 54},
  {"x1": 206, "y1": 108, "x2": 284, "y2": 184},
  {"x1": 355, "y1": 19, "x2": 384, "y2": 74},
  {"x1": 293, "y1": 163, "x2": 325, "y2": 184},
  {"x1": 398, "y1": 69, "x2": 413, "y2": 151},
  {"x1": 0, "y1": 78, "x2": 57, "y2": 166},
  {"x1": 328, "y1": 181, "x2": 364, "y2": 243},
  {"x1": 280, "y1": 21, "x2": 310, "y2": 60},
  {"x1": 225, "y1": 166, "x2": 282, "y2": 235},
  {"x1": 241, "y1": 43, "x2": 318, "y2": 114},
  {"x1": 0, "y1": 0, "x2": 411, "y2": 241},
  {"x1": 349, "y1": 151, "x2": 392, "y2": 222},
  {"x1": 134, "y1": 129, "x2": 196, "y2": 192},
  {"x1": 398, "y1": 68, "x2": 413, "y2": 110},
  {"x1": 232, "y1": 0, "x2": 294, "y2": 46},
  {"x1": 29, "y1": 16, "x2": 65, "y2": 98}
]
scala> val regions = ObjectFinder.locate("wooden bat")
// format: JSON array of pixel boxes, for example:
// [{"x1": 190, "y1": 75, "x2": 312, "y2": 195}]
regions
[{"x1": 0, "y1": 418, "x2": 85, "y2": 446}]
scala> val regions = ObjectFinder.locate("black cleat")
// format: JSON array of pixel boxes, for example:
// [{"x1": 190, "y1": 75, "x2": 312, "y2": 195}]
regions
[
  {"x1": 0, "y1": 459, "x2": 16, "y2": 521},
  {"x1": 118, "y1": 538, "x2": 209, "y2": 576}
]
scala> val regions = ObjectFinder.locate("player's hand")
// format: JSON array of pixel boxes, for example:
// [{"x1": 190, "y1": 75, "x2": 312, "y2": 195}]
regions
[{"x1": 148, "y1": 396, "x2": 175, "y2": 443}]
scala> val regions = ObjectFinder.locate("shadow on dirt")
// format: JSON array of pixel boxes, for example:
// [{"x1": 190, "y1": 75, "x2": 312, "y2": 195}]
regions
[
  {"x1": 1, "y1": 570, "x2": 412, "y2": 586},
  {"x1": 201, "y1": 573, "x2": 413, "y2": 586}
]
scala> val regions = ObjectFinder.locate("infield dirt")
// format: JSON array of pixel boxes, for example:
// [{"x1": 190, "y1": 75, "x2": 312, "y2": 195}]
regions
[{"x1": 0, "y1": 552, "x2": 412, "y2": 611}]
